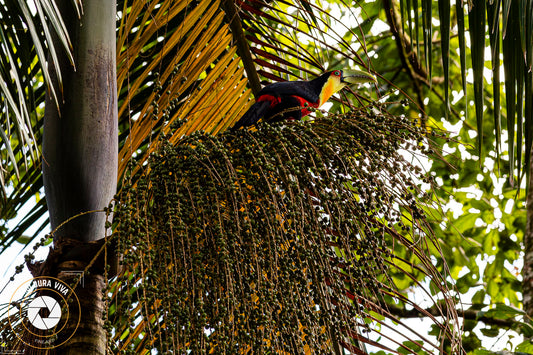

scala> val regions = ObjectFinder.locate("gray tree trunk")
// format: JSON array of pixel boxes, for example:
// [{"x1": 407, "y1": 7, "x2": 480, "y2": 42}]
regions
[
  {"x1": 43, "y1": 0, "x2": 117, "y2": 243},
  {"x1": 41, "y1": 0, "x2": 117, "y2": 353}
]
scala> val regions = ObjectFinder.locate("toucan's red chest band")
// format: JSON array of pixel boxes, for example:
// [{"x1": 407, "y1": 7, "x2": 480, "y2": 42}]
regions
[{"x1": 257, "y1": 95, "x2": 282, "y2": 108}]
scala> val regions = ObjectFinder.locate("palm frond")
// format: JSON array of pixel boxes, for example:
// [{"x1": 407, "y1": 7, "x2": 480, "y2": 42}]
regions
[
  {"x1": 0, "y1": 0, "x2": 76, "y2": 194},
  {"x1": 398, "y1": 0, "x2": 533, "y2": 183},
  {"x1": 116, "y1": 0, "x2": 251, "y2": 179},
  {"x1": 468, "y1": 0, "x2": 486, "y2": 158},
  {"x1": 239, "y1": 0, "x2": 375, "y2": 83},
  {"x1": 0, "y1": 0, "x2": 80, "y2": 250}
]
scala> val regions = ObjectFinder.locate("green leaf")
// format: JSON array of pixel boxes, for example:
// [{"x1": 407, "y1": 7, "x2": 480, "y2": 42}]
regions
[
  {"x1": 15, "y1": 235, "x2": 32, "y2": 245},
  {"x1": 484, "y1": 304, "x2": 524, "y2": 319},
  {"x1": 471, "y1": 289, "x2": 486, "y2": 304},
  {"x1": 483, "y1": 229, "x2": 500, "y2": 255},
  {"x1": 469, "y1": 198, "x2": 492, "y2": 211},
  {"x1": 519, "y1": 321, "x2": 533, "y2": 337},
  {"x1": 438, "y1": 0, "x2": 450, "y2": 119},
  {"x1": 468, "y1": 0, "x2": 486, "y2": 158},
  {"x1": 398, "y1": 340, "x2": 424, "y2": 354},
  {"x1": 456, "y1": 0, "x2": 468, "y2": 120},
  {"x1": 502, "y1": 0, "x2": 519, "y2": 183},
  {"x1": 479, "y1": 327, "x2": 500, "y2": 337},
  {"x1": 516, "y1": 340, "x2": 533, "y2": 353},
  {"x1": 453, "y1": 213, "x2": 478, "y2": 234},
  {"x1": 422, "y1": 0, "x2": 432, "y2": 78},
  {"x1": 487, "y1": 0, "x2": 502, "y2": 162}
]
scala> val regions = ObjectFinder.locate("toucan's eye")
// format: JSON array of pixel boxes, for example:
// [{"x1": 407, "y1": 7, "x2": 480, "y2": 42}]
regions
[{"x1": 333, "y1": 70, "x2": 341, "y2": 76}]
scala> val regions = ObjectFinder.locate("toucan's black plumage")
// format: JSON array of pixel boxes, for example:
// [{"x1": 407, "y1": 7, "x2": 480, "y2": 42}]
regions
[{"x1": 231, "y1": 69, "x2": 376, "y2": 130}]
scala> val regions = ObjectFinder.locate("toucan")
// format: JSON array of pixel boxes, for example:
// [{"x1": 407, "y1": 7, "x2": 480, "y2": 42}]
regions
[{"x1": 231, "y1": 69, "x2": 376, "y2": 130}]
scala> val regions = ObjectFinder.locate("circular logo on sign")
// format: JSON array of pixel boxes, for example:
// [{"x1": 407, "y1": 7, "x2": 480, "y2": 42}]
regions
[
  {"x1": 8, "y1": 276, "x2": 81, "y2": 350},
  {"x1": 26, "y1": 296, "x2": 62, "y2": 330}
]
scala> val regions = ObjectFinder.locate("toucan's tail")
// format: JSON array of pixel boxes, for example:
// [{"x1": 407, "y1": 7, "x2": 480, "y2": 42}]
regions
[{"x1": 231, "y1": 101, "x2": 271, "y2": 131}]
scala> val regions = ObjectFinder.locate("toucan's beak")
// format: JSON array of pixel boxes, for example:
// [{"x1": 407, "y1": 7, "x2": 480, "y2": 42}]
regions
[{"x1": 341, "y1": 69, "x2": 377, "y2": 85}]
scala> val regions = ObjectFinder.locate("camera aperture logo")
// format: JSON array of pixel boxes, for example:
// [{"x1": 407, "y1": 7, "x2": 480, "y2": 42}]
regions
[
  {"x1": 8, "y1": 276, "x2": 81, "y2": 350},
  {"x1": 27, "y1": 295, "x2": 61, "y2": 330}
]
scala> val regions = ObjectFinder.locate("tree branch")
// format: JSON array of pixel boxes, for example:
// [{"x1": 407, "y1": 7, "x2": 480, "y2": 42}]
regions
[
  {"x1": 221, "y1": 0, "x2": 262, "y2": 96},
  {"x1": 387, "y1": 304, "x2": 517, "y2": 329}
]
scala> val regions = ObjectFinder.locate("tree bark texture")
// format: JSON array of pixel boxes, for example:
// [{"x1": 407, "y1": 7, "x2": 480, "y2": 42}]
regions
[
  {"x1": 43, "y1": 0, "x2": 118, "y2": 243},
  {"x1": 54, "y1": 273, "x2": 107, "y2": 355}
]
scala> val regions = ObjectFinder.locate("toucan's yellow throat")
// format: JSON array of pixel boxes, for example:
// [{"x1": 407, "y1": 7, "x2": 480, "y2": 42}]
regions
[{"x1": 319, "y1": 74, "x2": 344, "y2": 106}]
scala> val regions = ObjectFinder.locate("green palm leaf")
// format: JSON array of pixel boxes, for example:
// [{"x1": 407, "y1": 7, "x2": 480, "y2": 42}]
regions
[
  {"x1": 399, "y1": 0, "x2": 533, "y2": 182},
  {"x1": 0, "y1": 0, "x2": 80, "y2": 251},
  {"x1": 0, "y1": 0, "x2": 76, "y2": 187}
]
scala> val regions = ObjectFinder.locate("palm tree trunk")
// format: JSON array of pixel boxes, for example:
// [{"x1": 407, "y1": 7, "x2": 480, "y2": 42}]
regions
[
  {"x1": 43, "y1": 0, "x2": 117, "y2": 243},
  {"x1": 42, "y1": 0, "x2": 117, "y2": 353},
  {"x1": 55, "y1": 273, "x2": 108, "y2": 355}
]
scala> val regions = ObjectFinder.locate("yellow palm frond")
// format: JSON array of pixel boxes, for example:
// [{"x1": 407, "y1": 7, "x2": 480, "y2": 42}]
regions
[{"x1": 117, "y1": 0, "x2": 252, "y2": 179}]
